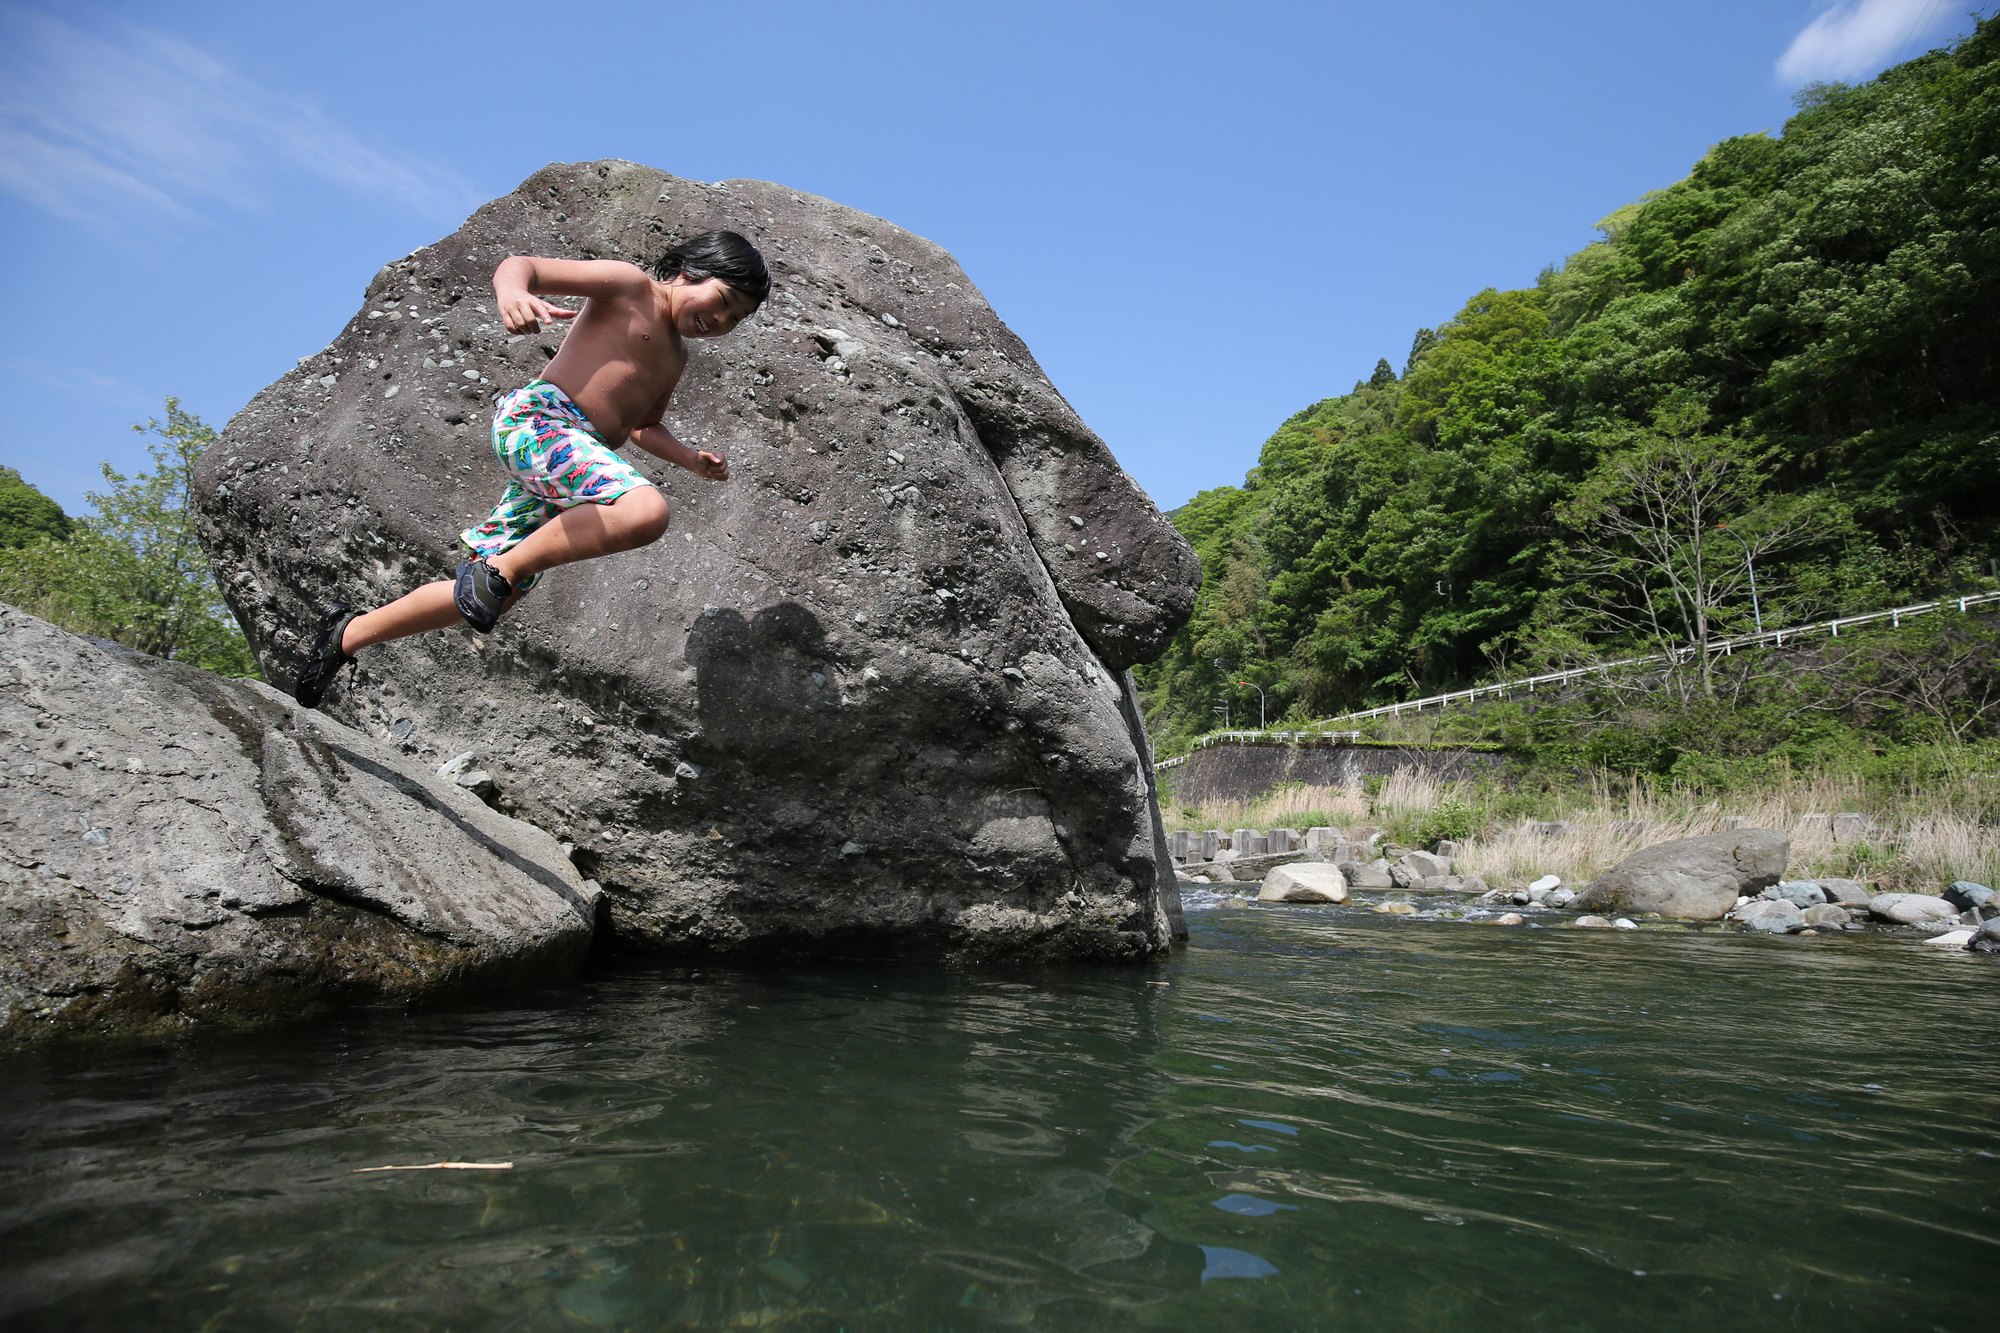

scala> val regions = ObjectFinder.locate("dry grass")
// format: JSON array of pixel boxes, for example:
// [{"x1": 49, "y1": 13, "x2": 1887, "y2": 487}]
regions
[{"x1": 1165, "y1": 768, "x2": 1999, "y2": 893}]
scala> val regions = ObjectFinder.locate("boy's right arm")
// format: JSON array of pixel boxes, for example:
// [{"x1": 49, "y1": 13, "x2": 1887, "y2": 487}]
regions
[{"x1": 492, "y1": 256, "x2": 652, "y2": 334}]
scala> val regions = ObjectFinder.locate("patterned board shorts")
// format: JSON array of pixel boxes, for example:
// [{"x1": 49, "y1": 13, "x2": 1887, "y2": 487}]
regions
[{"x1": 460, "y1": 379, "x2": 655, "y2": 594}]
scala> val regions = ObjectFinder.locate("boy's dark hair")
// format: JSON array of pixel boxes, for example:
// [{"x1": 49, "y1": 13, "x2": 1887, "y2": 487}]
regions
[{"x1": 651, "y1": 229, "x2": 771, "y2": 304}]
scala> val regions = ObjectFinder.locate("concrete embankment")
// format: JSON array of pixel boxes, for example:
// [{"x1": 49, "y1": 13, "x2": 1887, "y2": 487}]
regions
[{"x1": 1159, "y1": 739, "x2": 1509, "y2": 805}]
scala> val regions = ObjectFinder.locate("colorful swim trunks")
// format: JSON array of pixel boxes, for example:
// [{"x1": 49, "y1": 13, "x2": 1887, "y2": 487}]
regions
[{"x1": 460, "y1": 379, "x2": 654, "y2": 593}]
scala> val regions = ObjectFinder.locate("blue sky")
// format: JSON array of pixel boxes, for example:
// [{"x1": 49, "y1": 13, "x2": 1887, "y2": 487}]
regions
[{"x1": 0, "y1": 0, "x2": 1981, "y2": 516}]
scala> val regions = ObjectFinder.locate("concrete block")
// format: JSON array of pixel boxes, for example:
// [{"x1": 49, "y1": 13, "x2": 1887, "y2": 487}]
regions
[
  {"x1": 1305, "y1": 827, "x2": 1336, "y2": 851},
  {"x1": 1169, "y1": 830, "x2": 1191, "y2": 860},
  {"x1": 1201, "y1": 830, "x2": 1224, "y2": 859},
  {"x1": 1832, "y1": 812, "x2": 1873, "y2": 841},
  {"x1": 1794, "y1": 813, "x2": 1831, "y2": 839}
]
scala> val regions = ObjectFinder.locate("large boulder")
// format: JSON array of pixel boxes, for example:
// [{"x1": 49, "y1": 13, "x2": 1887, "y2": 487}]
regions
[
  {"x1": 0, "y1": 608, "x2": 595, "y2": 1047},
  {"x1": 191, "y1": 161, "x2": 1199, "y2": 962},
  {"x1": 1574, "y1": 829, "x2": 1788, "y2": 921}
]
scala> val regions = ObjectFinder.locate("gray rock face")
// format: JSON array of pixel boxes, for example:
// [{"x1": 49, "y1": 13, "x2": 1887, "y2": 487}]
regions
[
  {"x1": 1943, "y1": 881, "x2": 1993, "y2": 912},
  {"x1": 1770, "y1": 880, "x2": 1827, "y2": 908},
  {"x1": 1867, "y1": 893, "x2": 1959, "y2": 925},
  {"x1": 1575, "y1": 829, "x2": 1789, "y2": 921},
  {"x1": 1813, "y1": 878, "x2": 1872, "y2": 907},
  {"x1": 1257, "y1": 863, "x2": 1348, "y2": 904},
  {"x1": 1730, "y1": 899, "x2": 1806, "y2": 933},
  {"x1": 1339, "y1": 861, "x2": 1394, "y2": 889},
  {"x1": 0, "y1": 608, "x2": 594, "y2": 1046},
  {"x1": 191, "y1": 161, "x2": 1198, "y2": 963},
  {"x1": 1397, "y1": 850, "x2": 1452, "y2": 880},
  {"x1": 1800, "y1": 903, "x2": 1853, "y2": 927}
]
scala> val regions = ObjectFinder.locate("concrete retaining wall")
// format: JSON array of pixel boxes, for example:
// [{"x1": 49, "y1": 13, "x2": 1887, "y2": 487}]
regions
[{"x1": 1160, "y1": 742, "x2": 1509, "y2": 806}]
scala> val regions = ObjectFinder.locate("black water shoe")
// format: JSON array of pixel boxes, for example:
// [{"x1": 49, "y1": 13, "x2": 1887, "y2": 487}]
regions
[
  {"x1": 454, "y1": 558, "x2": 514, "y2": 633},
  {"x1": 295, "y1": 605, "x2": 360, "y2": 710}
]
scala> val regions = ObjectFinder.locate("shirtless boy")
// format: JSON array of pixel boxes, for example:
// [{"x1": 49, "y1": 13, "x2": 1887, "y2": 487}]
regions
[{"x1": 293, "y1": 229, "x2": 769, "y2": 708}]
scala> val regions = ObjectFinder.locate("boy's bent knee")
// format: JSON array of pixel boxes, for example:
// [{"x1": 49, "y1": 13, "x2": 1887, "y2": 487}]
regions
[{"x1": 620, "y1": 486, "x2": 671, "y2": 543}]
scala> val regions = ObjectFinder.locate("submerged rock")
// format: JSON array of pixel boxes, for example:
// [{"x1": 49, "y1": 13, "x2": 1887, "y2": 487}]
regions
[
  {"x1": 1573, "y1": 916, "x2": 1613, "y2": 929},
  {"x1": 1800, "y1": 903, "x2": 1853, "y2": 928},
  {"x1": 0, "y1": 608, "x2": 594, "y2": 1046},
  {"x1": 192, "y1": 161, "x2": 1199, "y2": 963},
  {"x1": 1574, "y1": 829, "x2": 1788, "y2": 921}
]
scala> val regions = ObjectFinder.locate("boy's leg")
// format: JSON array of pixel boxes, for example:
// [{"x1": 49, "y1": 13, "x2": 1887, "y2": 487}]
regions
[
  {"x1": 338, "y1": 486, "x2": 665, "y2": 655},
  {"x1": 339, "y1": 580, "x2": 464, "y2": 654},
  {"x1": 485, "y1": 486, "x2": 670, "y2": 588}
]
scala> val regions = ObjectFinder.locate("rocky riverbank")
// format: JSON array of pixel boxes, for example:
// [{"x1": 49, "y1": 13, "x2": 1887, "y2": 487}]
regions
[{"x1": 1176, "y1": 823, "x2": 2000, "y2": 951}]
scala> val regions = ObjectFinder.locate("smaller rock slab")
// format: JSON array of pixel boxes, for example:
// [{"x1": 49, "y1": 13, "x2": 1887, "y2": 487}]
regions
[
  {"x1": 1868, "y1": 893, "x2": 1959, "y2": 925},
  {"x1": 1258, "y1": 864, "x2": 1349, "y2": 904}
]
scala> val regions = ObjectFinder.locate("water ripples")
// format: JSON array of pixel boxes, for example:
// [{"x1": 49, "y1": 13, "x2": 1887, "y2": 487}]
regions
[{"x1": 0, "y1": 904, "x2": 1993, "y2": 1329}]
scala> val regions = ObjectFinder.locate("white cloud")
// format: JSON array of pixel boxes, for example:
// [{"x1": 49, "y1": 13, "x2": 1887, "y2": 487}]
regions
[
  {"x1": 1776, "y1": 0, "x2": 1956, "y2": 84},
  {"x1": 0, "y1": 7, "x2": 475, "y2": 228}
]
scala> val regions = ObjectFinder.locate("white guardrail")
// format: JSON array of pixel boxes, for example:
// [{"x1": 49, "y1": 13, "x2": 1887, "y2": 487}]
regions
[{"x1": 1153, "y1": 589, "x2": 2000, "y2": 771}]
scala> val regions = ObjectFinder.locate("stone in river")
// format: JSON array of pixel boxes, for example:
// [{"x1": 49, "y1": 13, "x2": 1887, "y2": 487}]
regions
[
  {"x1": 1773, "y1": 880, "x2": 1827, "y2": 908},
  {"x1": 1920, "y1": 929, "x2": 1975, "y2": 948},
  {"x1": 1800, "y1": 904, "x2": 1852, "y2": 927},
  {"x1": 1731, "y1": 899, "x2": 1806, "y2": 933},
  {"x1": 1258, "y1": 864, "x2": 1348, "y2": 904},
  {"x1": 0, "y1": 608, "x2": 595, "y2": 1047},
  {"x1": 1398, "y1": 849, "x2": 1452, "y2": 879},
  {"x1": 1374, "y1": 901, "x2": 1418, "y2": 915},
  {"x1": 1970, "y1": 920, "x2": 2000, "y2": 954},
  {"x1": 1528, "y1": 874, "x2": 1561, "y2": 893},
  {"x1": 1813, "y1": 879, "x2": 1872, "y2": 907},
  {"x1": 191, "y1": 161, "x2": 1198, "y2": 964},
  {"x1": 1573, "y1": 916, "x2": 1613, "y2": 929},
  {"x1": 1574, "y1": 828, "x2": 1788, "y2": 921},
  {"x1": 1942, "y1": 881, "x2": 1993, "y2": 913},
  {"x1": 1612, "y1": 918, "x2": 1638, "y2": 930},
  {"x1": 1868, "y1": 893, "x2": 1960, "y2": 925},
  {"x1": 1339, "y1": 861, "x2": 1394, "y2": 889},
  {"x1": 1491, "y1": 912, "x2": 1526, "y2": 925}
]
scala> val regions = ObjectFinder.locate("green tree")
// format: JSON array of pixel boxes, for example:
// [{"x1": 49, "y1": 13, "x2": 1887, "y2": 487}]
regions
[
  {"x1": 0, "y1": 399, "x2": 258, "y2": 677},
  {"x1": 0, "y1": 466, "x2": 71, "y2": 548}
]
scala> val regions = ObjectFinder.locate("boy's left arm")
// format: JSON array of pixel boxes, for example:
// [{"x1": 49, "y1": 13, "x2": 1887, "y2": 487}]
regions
[{"x1": 629, "y1": 404, "x2": 728, "y2": 480}]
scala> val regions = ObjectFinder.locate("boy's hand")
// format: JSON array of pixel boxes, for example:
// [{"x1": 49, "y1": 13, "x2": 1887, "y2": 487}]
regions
[
  {"x1": 694, "y1": 450, "x2": 730, "y2": 481},
  {"x1": 498, "y1": 293, "x2": 578, "y2": 335}
]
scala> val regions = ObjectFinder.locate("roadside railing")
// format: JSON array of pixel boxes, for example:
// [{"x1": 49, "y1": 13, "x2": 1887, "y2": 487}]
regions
[{"x1": 1153, "y1": 588, "x2": 2000, "y2": 766}]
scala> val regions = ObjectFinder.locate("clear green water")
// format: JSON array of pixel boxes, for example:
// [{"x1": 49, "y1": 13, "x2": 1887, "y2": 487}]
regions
[{"x1": 3, "y1": 896, "x2": 1995, "y2": 1331}]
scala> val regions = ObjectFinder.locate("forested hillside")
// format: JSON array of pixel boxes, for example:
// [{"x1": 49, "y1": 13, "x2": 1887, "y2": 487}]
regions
[{"x1": 1140, "y1": 19, "x2": 2000, "y2": 754}]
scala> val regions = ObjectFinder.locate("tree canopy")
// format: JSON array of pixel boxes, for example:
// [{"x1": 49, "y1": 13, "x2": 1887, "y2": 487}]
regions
[{"x1": 1141, "y1": 19, "x2": 2000, "y2": 753}]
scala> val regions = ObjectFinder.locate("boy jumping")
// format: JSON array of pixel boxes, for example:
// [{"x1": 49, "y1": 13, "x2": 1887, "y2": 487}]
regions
[{"x1": 293, "y1": 230, "x2": 770, "y2": 708}]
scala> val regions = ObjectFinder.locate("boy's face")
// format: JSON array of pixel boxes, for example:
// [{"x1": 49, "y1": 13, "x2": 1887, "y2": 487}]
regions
[{"x1": 669, "y1": 276, "x2": 759, "y2": 339}]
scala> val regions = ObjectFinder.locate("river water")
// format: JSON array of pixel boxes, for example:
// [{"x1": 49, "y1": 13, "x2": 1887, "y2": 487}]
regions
[{"x1": 2, "y1": 893, "x2": 1994, "y2": 1331}]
